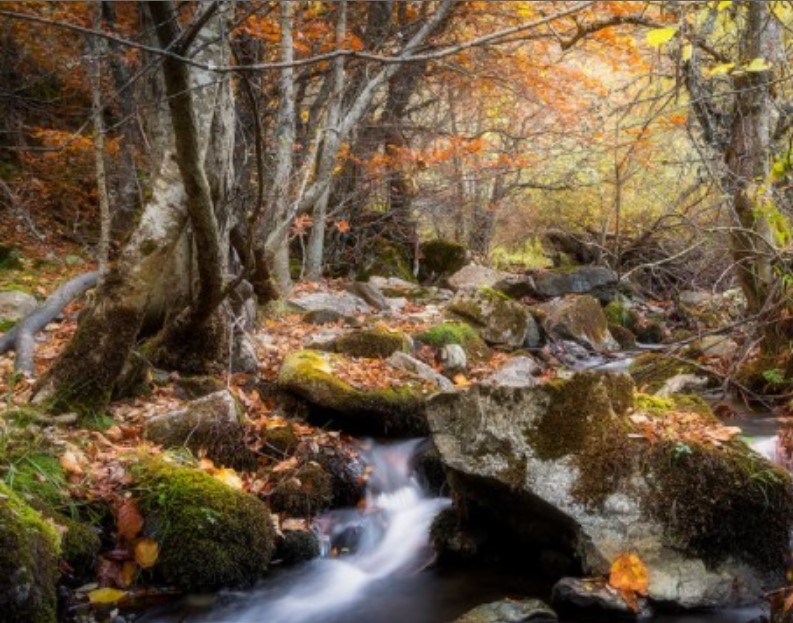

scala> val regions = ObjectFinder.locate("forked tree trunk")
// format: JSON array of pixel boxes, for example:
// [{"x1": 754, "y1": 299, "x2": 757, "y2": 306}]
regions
[{"x1": 33, "y1": 1, "x2": 235, "y2": 415}]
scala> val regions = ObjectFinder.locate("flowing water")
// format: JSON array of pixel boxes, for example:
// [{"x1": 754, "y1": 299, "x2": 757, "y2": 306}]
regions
[{"x1": 141, "y1": 416, "x2": 779, "y2": 623}]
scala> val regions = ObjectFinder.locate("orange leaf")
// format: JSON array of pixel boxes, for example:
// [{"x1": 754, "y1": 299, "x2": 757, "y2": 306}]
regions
[
  {"x1": 134, "y1": 538, "x2": 159, "y2": 569},
  {"x1": 334, "y1": 219, "x2": 351, "y2": 233},
  {"x1": 117, "y1": 499, "x2": 144, "y2": 541},
  {"x1": 120, "y1": 561, "x2": 137, "y2": 587},
  {"x1": 609, "y1": 552, "x2": 649, "y2": 596},
  {"x1": 452, "y1": 373, "x2": 471, "y2": 387}
]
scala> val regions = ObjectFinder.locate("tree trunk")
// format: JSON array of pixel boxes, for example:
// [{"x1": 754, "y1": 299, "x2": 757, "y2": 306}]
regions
[
  {"x1": 33, "y1": 1, "x2": 235, "y2": 415},
  {"x1": 89, "y1": 1, "x2": 110, "y2": 274}
]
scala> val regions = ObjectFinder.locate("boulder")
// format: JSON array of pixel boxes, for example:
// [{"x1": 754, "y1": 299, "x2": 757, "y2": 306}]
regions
[
  {"x1": 426, "y1": 373, "x2": 793, "y2": 609},
  {"x1": 454, "y1": 598, "x2": 557, "y2": 623},
  {"x1": 484, "y1": 356, "x2": 541, "y2": 388},
  {"x1": 535, "y1": 295, "x2": 618, "y2": 352},
  {"x1": 288, "y1": 291, "x2": 371, "y2": 317},
  {"x1": 449, "y1": 289, "x2": 537, "y2": 349},
  {"x1": 441, "y1": 344, "x2": 468, "y2": 375},
  {"x1": 629, "y1": 353, "x2": 714, "y2": 395},
  {"x1": 276, "y1": 529, "x2": 321, "y2": 566},
  {"x1": 348, "y1": 281, "x2": 389, "y2": 311},
  {"x1": 144, "y1": 391, "x2": 256, "y2": 471},
  {"x1": 278, "y1": 350, "x2": 430, "y2": 436},
  {"x1": 448, "y1": 265, "x2": 511, "y2": 291},
  {"x1": 326, "y1": 328, "x2": 412, "y2": 359},
  {"x1": 269, "y1": 462, "x2": 334, "y2": 516},
  {"x1": 0, "y1": 483, "x2": 60, "y2": 623},
  {"x1": 131, "y1": 456, "x2": 276, "y2": 591},
  {"x1": 690, "y1": 335, "x2": 739, "y2": 359},
  {"x1": 530, "y1": 266, "x2": 618, "y2": 302},
  {"x1": 387, "y1": 352, "x2": 453, "y2": 391},
  {"x1": 552, "y1": 577, "x2": 651, "y2": 618},
  {"x1": 0, "y1": 290, "x2": 37, "y2": 325},
  {"x1": 231, "y1": 333, "x2": 259, "y2": 373},
  {"x1": 418, "y1": 239, "x2": 468, "y2": 283}
]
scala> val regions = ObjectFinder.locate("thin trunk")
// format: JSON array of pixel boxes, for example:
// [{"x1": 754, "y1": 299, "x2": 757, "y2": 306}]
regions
[{"x1": 90, "y1": 1, "x2": 110, "y2": 274}]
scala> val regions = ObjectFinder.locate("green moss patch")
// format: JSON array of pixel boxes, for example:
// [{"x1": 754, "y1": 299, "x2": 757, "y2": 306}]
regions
[
  {"x1": 330, "y1": 328, "x2": 411, "y2": 359},
  {"x1": 629, "y1": 352, "x2": 705, "y2": 394},
  {"x1": 132, "y1": 456, "x2": 276, "y2": 591},
  {"x1": 418, "y1": 239, "x2": 467, "y2": 283},
  {"x1": 415, "y1": 322, "x2": 490, "y2": 361}
]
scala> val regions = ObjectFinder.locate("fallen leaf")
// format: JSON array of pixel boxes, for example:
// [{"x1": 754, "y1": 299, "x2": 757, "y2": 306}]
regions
[
  {"x1": 117, "y1": 499, "x2": 144, "y2": 541},
  {"x1": 452, "y1": 373, "x2": 471, "y2": 387},
  {"x1": 119, "y1": 561, "x2": 137, "y2": 588},
  {"x1": 59, "y1": 451, "x2": 84, "y2": 476},
  {"x1": 609, "y1": 552, "x2": 649, "y2": 596},
  {"x1": 87, "y1": 587, "x2": 127, "y2": 605},
  {"x1": 134, "y1": 538, "x2": 159, "y2": 569}
]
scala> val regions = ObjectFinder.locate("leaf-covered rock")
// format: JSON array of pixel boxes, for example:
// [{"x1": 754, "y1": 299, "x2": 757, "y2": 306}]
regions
[{"x1": 448, "y1": 288, "x2": 538, "y2": 349}]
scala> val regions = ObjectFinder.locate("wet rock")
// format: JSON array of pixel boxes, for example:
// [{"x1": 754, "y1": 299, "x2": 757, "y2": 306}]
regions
[
  {"x1": 0, "y1": 290, "x2": 37, "y2": 325},
  {"x1": 387, "y1": 351, "x2": 453, "y2": 390},
  {"x1": 535, "y1": 295, "x2": 619, "y2": 352},
  {"x1": 441, "y1": 344, "x2": 467, "y2": 375},
  {"x1": 288, "y1": 291, "x2": 371, "y2": 317},
  {"x1": 269, "y1": 462, "x2": 334, "y2": 516},
  {"x1": 231, "y1": 333, "x2": 259, "y2": 373},
  {"x1": 418, "y1": 239, "x2": 468, "y2": 283},
  {"x1": 448, "y1": 288, "x2": 536, "y2": 349},
  {"x1": 307, "y1": 445, "x2": 367, "y2": 507},
  {"x1": 278, "y1": 350, "x2": 430, "y2": 436},
  {"x1": 530, "y1": 266, "x2": 618, "y2": 302},
  {"x1": 426, "y1": 372, "x2": 793, "y2": 609},
  {"x1": 551, "y1": 577, "x2": 651, "y2": 618},
  {"x1": 448, "y1": 265, "x2": 511, "y2": 291},
  {"x1": 454, "y1": 598, "x2": 557, "y2": 623},
  {"x1": 484, "y1": 356, "x2": 541, "y2": 388},
  {"x1": 0, "y1": 483, "x2": 60, "y2": 623}
]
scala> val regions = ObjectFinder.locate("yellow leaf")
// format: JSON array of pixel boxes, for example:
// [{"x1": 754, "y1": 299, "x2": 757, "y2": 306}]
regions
[
  {"x1": 647, "y1": 28, "x2": 677, "y2": 48},
  {"x1": 300, "y1": 110, "x2": 309, "y2": 123},
  {"x1": 452, "y1": 373, "x2": 471, "y2": 387},
  {"x1": 708, "y1": 62, "x2": 735, "y2": 76},
  {"x1": 213, "y1": 467, "x2": 243, "y2": 490},
  {"x1": 745, "y1": 57, "x2": 771, "y2": 72},
  {"x1": 681, "y1": 44, "x2": 693, "y2": 62},
  {"x1": 609, "y1": 552, "x2": 649, "y2": 596},
  {"x1": 87, "y1": 587, "x2": 127, "y2": 605},
  {"x1": 717, "y1": 0, "x2": 732, "y2": 10},
  {"x1": 134, "y1": 538, "x2": 159, "y2": 569}
]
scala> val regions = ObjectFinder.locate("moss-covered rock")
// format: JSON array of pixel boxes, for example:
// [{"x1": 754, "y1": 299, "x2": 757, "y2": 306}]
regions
[
  {"x1": 604, "y1": 300, "x2": 638, "y2": 329},
  {"x1": 534, "y1": 294, "x2": 618, "y2": 352},
  {"x1": 173, "y1": 375, "x2": 226, "y2": 400},
  {"x1": 356, "y1": 239, "x2": 415, "y2": 282},
  {"x1": 426, "y1": 373, "x2": 793, "y2": 609},
  {"x1": 0, "y1": 482, "x2": 60, "y2": 623},
  {"x1": 328, "y1": 328, "x2": 411, "y2": 359},
  {"x1": 415, "y1": 322, "x2": 490, "y2": 361},
  {"x1": 608, "y1": 324, "x2": 636, "y2": 350},
  {"x1": 448, "y1": 288, "x2": 537, "y2": 349},
  {"x1": 269, "y1": 462, "x2": 334, "y2": 516},
  {"x1": 418, "y1": 239, "x2": 467, "y2": 284},
  {"x1": 58, "y1": 513, "x2": 101, "y2": 579},
  {"x1": 278, "y1": 350, "x2": 429, "y2": 436},
  {"x1": 131, "y1": 456, "x2": 276, "y2": 591},
  {"x1": 276, "y1": 529, "x2": 320, "y2": 566},
  {"x1": 629, "y1": 352, "x2": 711, "y2": 394}
]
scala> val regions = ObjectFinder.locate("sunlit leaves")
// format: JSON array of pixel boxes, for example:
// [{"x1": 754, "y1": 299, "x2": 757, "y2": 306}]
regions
[
  {"x1": 646, "y1": 27, "x2": 677, "y2": 48},
  {"x1": 134, "y1": 538, "x2": 160, "y2": 569},
  {"x1": 745, "y1": 57, "x2": 771, "y2": 73}
]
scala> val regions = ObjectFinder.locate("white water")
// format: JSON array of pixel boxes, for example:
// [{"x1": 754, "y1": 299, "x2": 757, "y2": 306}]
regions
[{"x1": 150, "y1": 439, "x2": 450, "y2": 623}]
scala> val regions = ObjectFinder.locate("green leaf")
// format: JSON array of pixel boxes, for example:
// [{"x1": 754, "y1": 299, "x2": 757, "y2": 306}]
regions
[
  {"x1": 87, "y1": 588, "x2": 128, "y2": 605},
  {"x1": 647, "y1": 27, "x2": 677, "y2": 47},
  {"x1": 707, "y1": 62, "x2": 735, "y2": 76},
  {"x1": 745, "y1": 57, "x2": 771, "y2": 72}
]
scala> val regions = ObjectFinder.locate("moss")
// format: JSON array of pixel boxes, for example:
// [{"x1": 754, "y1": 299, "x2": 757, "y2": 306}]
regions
[
  {"x1": 604, "y1": 300, "x2": 634, "y2": 328},
  {"x1": 277, "y1": 530, "x2": 320, "y2": 565},
  {"x1": 331, "y1": 328, "x2": 410, "y2": 359},
  {"x1": 418, "y1": 239, "x2": 467, "y2": 282},
  {"x1": 735, "y1": 351, "x2": 793, "y2": 398},
  {"x1": 3, "y1": 451, "x2": 69, "y2": 510},
  {"x1": 0, "y1": 482, "x2": 60, "y2": 623},
  {"x1": 144, "y1": 309, "x2": 229, "y2": 375},
  {"x1": 261, "y1": 426, "x2": 299, "y2": 459},
  {"x1": 634, "y1": 392, "x2": 714, "y2": 420},
  {"x1": 278, "y1": 350, "x2": 428, "y2": 436},
  {"x1": 628, "y1": 352, "x2": 703, "y2": 393},
  {"x1": 644, "y1": 441, "x2": 793, "y2": 572},
  {"x1": 415, "y1": 322, "x2": 490, "y2": 361},
  {"x1": 132, "y1": 456, "x2": 276, "y2": 591},
  {"x1": 57, "y1": 513, "x2": 101, "y2": 579},
  {"x1": 269, "y1": 462, "x2": 334, "y2": 516},
  {"x1": 0, "y1": 318, "x2": 16, "y2": 333},
  {"x1": 357, "y1": 239, "x2": 415, "y2": 282},
  {"x1": 609, "y1": 324, "x2": 636, "y2": 350}
]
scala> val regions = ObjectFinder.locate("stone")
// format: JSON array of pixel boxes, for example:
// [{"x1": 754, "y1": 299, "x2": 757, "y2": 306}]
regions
[
  {"x1": 448, "y1": 289, "x2": 535, "y2": 349},
  {"x1": 231, "y1": 333, "x2": 259, "y2": 373},
  {"x1": 484, "y1": 356, "x2": 541, "y2": 388},
  {"x1": 418, "y1": 239, "x2": 468, "y2": 283},
  {"x1": 414, "y1": 322, "x2": 491, "y2": 362},
  {"x1": 530, "y1": 266, "x2": 618, "y2": 302},
  {"x1": 349, "y1": 281, "x2": 389, "y2": 311},
  {"x1": 425, "y1": 373, "x2": 793, "y2": 609},
  {"x1": 288, "y1": 291, "x2": 371, "y2": 317},
  {"x1": 441, "y1": 344, "x2": 467, "y2": 375},
  {"x1": 327, "y1": 328, "x2": 412, "y2": 359},
  {"x1": 278, "y1": 350, "x2": 430, "y2": 436},
  {"x1": 277, "y1": 529, "x2": 321, "y2": 566},
  {"x1": 454, "y1": 598, "x2": 557, "y2": 623},
  {"x1": 304, "y1": 309, "x2": 348, "y2": 325},
  {"x1": 692, "y1": 335, "x2": 739, "y2": 359},
  {"x1": 655, "y1": 373, "x2": 711, "y2": 397},
  {"x1": 448, "y1": 265, "x2": 511, "y2": 291},
  {"x1": 551, "y1": 577, "x2": 651, "y2": 618},
  {"x1": 535, "y1": 295, "x2": 619, "y2": 352},
  {"x1": 387, "y1": 352, "x2": 454, "y2": 390},
  {"x1": 0, "y1": 290, "x2": 37, "y2": 325}
]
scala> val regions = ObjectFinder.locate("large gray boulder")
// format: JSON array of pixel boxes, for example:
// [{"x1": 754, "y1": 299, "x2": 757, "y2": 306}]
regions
[
  {"x1": 288, "y1": 291, "x2": 371, "y2": 317},
  {"x1": 535, "y1": 295, "x2": 618, "y2": 352},
  {"x1": 426, "y1": 373, "x2": 793, "y2": 609},
  {"x1": 448, "y1": 265, "x2": 511, "y2": 291},
  {"x1": 448, "y1": 289, "x2": 538, "y2": 349},
  {"x1": 484, "y1": 356, "x2": 541, "y2": 388},
  {"x1": 0, "y1": 290, "x2": 37, "y2": 325},
  {"x1": 530, "y1": 266, "x2": 618, "y2": 302}
]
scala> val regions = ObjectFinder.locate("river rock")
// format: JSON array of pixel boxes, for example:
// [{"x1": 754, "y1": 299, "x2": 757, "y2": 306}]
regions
[
  {"x1": 0, "y1": 290, "x2": 37, "y2": 325},
  {"x1": 454, "y1": 598, "x2": 557, "y2": 623},
  {"x1": 425, "y1": 372, "x2": 793, "y2": 609},
  {"x1": 530, "y1": 266, "x2": 618, "y2": 302},
  {"x1": 279, "y1": 350, "x2": 430, "y2": 436},
  {"x1": 484, "y1": 356, "x2": 541, "y2": 388},
  {"x1": 448, "y1": 265, "x2": 511, "y2": 291},
  {"x1": 448, "y1": 289, "x2": 536, "y2": 349},
  {"x1": 551, "y1": 577, "x2": 651, "y2": 618},
  {"x1": 535, "y1": 295, "x2": 619, "y2": 352},
  {"x1": 288, "y1": 291, "x2": 371, "y2": 317}
]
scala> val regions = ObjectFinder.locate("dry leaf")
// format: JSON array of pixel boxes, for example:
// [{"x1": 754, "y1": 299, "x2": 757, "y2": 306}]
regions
[
  {"x1": 452, "y1": 373, "x2": 471, "y2": 387},
  {"x1": 117, "y1": 499, "x2": 144, "y2": 541},
  {"x1": 59, "y1": 451, "x2": 84, "y2": 476},
  {"x1": 134, "y1": 538, "x2": 159, "y2": 569},
  {"x1": 87, "y1": 587, "x2": 127, "y2": 605},
  {"x1": 119, "y1": 561, "x2": 137, "y2": 588},
  {"x1": 609, "y1": 552, "x2": 649, "y2": 597},
  {"x1": 272, "y1": 456, "x2": 299, "y2": 473},
  {"x1": 212, "y1": 467, "x2": 243, "y2": 490}
]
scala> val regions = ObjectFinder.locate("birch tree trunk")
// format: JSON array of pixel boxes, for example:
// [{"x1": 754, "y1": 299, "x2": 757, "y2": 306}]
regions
[
  {"x1": 90, "y1": 1, "x2": 110, "y2": 274},
  {"x1": 34, "y1": 1, "x2": 235, "y2": 415}
]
